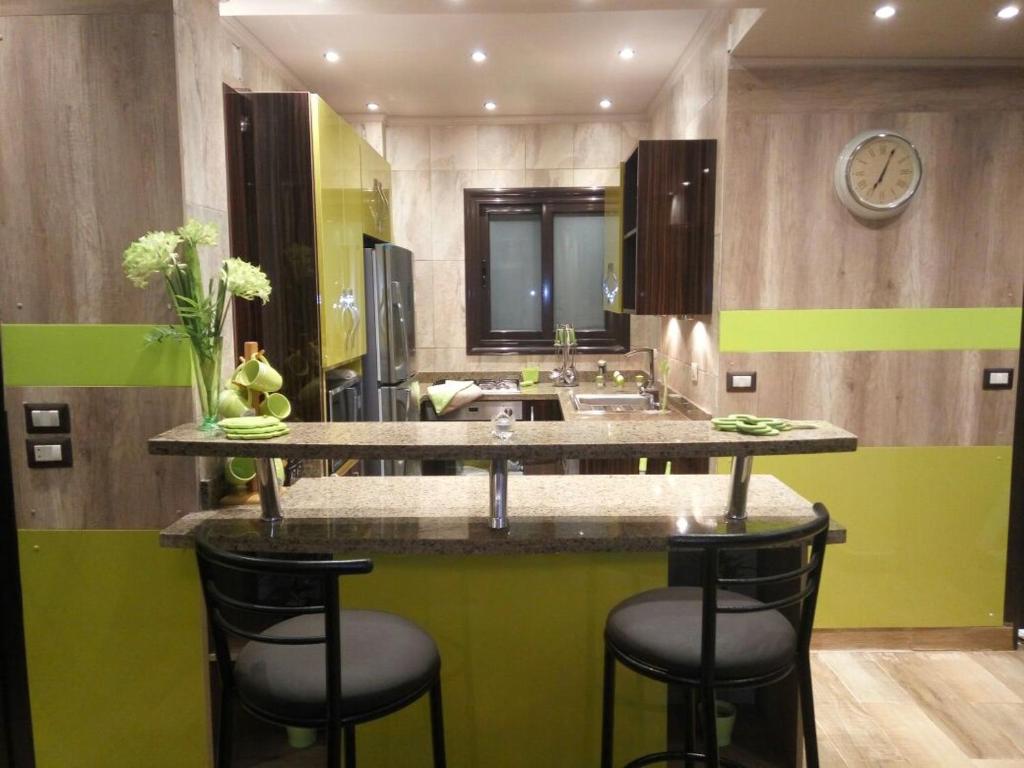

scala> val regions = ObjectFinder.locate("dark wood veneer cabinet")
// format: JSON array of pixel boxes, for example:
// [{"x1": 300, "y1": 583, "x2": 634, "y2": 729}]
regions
[{"x1": 611, "y1": 140, "x2": 717, "y2": 316}]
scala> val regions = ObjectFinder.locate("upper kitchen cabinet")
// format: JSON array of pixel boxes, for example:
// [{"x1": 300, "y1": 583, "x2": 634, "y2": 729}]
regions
[
  {"x1": 360, "y1": 138, "x2": 392, "y2": 242},
  {"x1": 613, "y1": 140, "x2": 717, "y2": 316},
  {"x1": 311, "y1": 97, "x2": 367, "y2": 367},
  {"x1": 602, "y1": 167, "x2": 624, "y2": 314}
]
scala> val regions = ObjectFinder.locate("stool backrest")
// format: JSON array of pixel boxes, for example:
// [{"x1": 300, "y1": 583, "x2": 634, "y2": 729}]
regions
[
  {"x1": 195, "y1": 526, "x2": 373, "y2": 718},
  {"x1": 670, "y1": 503, "x2": 830, "y2": 686}
]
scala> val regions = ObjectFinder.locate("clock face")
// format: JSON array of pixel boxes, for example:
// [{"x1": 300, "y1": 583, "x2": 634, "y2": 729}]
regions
[{"x1": 834, "y1": 130, "x2": 922, "y2": 219}]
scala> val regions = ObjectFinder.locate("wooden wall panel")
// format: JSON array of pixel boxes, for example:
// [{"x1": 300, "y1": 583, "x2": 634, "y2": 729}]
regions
[
  {"x1": 0, "y1": 11, "x2": 182, "y2": 324},
  {"x1": 721, "y1": 107, "x2": 1024, "y2": 310},
  {"x1": 719, "y1": 350, "x2": 1018, "y2": 447},
  {"x1": 5, "y1": 387, "x2": 197, "y2": 529}
]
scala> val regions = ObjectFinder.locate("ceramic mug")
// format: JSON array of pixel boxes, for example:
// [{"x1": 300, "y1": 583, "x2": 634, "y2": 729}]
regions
[
  {"x1": 259, "y1": 392, "x2": 292, "y2": 420},
  {"x1": 218, "y1": 388, "x2": 253, "y2": 419},
  {"x1": 224, "y1": 456, "x2": 257, "y2": 486},
  {"x1": 234, "y1": 357, "x2": 283, "y2": 393}
]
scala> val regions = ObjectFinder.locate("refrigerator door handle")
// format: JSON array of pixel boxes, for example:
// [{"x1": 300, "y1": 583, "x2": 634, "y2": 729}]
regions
[{"x1": 391, "y1": 280, "x2": 411, "y2": 375}]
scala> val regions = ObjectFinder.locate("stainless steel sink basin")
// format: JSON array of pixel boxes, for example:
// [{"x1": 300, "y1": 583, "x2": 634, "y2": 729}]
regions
[{"x1": 571, "y1": 393, "x2": 659, "y2": 413}]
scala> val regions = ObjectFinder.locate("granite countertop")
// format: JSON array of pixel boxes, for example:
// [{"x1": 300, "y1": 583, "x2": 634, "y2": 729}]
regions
[
  {"x1": 150, "y1": 419, "x2": 857, "y2": 461},
  {"x1": 418, "y1": 373, "x2": 710, "y2": 423},
  {"x1": 161, "y1": 474, "x2": 844, "y2": 554}
]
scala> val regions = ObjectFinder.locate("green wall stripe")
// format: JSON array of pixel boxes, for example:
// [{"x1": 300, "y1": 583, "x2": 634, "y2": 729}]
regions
[
  {"x1": 1, "y1": 324, "x2": 191, "y2": 387},
  {"x1": 719, "y1": 308, "x2": 1022, "y2": 352}
]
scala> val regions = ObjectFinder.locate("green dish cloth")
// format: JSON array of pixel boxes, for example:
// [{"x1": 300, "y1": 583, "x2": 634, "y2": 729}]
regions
[{"x1": 427, "y1": 380, "x2": 474, "y2": 414}]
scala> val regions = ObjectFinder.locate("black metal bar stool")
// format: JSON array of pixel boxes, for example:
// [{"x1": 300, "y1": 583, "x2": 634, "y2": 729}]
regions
[
  {"x1": 601, "y1": 503, "x2": 830, "y2": 768},
  {"x1": 195, "y1": 527, "x2": 447, "y2": 768}
]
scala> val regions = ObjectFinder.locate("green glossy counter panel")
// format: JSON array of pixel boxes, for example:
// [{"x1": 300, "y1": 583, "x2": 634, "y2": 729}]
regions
[
  {"x1": 18, "y1": 531, "x2": 209, "y2": 768},
  {"x1": 720, "y1": 308, "x2": 1022, "y2": 353},
  {"x1": 1, "y1": 324, "x2": 191, "y2": 387},
  {"x1": 727, "y1": 447, "x2": 1012, "y2": 628}
]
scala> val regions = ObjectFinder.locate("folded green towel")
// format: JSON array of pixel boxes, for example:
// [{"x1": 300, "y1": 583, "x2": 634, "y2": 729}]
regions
[{"x1": 428, "y1": 380, "x2": 474, "y2": 414}]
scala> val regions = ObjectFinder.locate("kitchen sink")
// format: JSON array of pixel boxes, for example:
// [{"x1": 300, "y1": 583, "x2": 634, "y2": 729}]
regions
[{"x1": 571, "y1": 393, "x2": 659, "y2": 413}]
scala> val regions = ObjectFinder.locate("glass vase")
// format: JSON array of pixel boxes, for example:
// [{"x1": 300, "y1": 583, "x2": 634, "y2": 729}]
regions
[{"x1": 190, "y1": 337, "x2": 223, "y2": 433}]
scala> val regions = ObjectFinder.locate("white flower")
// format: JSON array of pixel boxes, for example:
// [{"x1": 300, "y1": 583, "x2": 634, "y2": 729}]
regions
[
  {"x1": 177, "y1": 219, "x2": 218, "y2": 249},
  {"x1": 222, "y1": 258, "x2": 271, "y2": 304},
  {"x1": 122, "y1": 231, "x2": 182, "y2": 288}
]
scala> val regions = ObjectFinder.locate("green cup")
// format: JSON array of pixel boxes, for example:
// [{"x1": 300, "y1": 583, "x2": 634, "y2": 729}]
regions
[
  {"x1": 259, "y1": 392, "x2": 292, "y2": 420},
  {"x1": 224, "y1": 457, "x2": 257, "y2": 486},
  {"x1": 235, "y1": 358, "x2": 283, "y2": 393},
  {"x1": 218, "y1": 388, "x2": 253, "y2": 419}
]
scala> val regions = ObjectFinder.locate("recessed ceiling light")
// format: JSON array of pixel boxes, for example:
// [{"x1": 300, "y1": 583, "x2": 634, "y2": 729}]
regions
[
  {"x1": 599, "y1": 98, "x2": 612, "y2": 109},
  {"x1": 618, "y1": 47, "x2": 636, "y2": 60},
  {"x1": 484, "y1": 101, "x2": 497, "y2": 111},
  {"x1": 366, "y1": 102, "x2": 380, "y2": 112},
  {"x1": 874, "y1": 5, "x2": 896, "y2": 19},
  {"x1": 471, "y1": 50, "x2": 488, "y2": 63},
  {"x1": 997, "y1": 4, "x2": 1020, "y2": 18},
  {"x1": 323, "y1": 50, "x2": 340, "y2": 63}
]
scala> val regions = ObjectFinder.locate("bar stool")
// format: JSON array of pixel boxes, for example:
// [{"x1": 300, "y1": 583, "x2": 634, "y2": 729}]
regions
[
  {"x1": 600, "y1": 504, "x2": 830, "y2": 768},
  {"x1": 195, "y1": 528, "x2": 447, "y2": 768}
]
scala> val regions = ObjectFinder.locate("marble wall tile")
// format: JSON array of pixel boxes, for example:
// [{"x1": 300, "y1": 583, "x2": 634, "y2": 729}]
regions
[
  {"x1": 620, "y1": 121, "x2": 650, "y2": 161},
  {"x1": 430, "y1": 125, "x2": 478, "y2": 171},
  {"x1": 413, "y1": 261, "x2": 436, "y2": 349},
  {"x1": 573, "y1": 122, "x2": 622, "y2": 169},
  {"x1": 385, "y1": 125, "x2": 431, "y2": 171},
  {"x1": 524, "y1": 169, "x2": 574, "y2": 187},
  {"x1": 430, "y1": 170, "x2": 474, "y2": 261},
  {"x1": 432, "y1": 260, "x2": 466, "y2": 350},
  {"x1": 391, "y1": 171, "x2": 433, "y2": 260},
  {"x1": 354, "y1": 121, "x2": 385, "y2": 156},
  {"x1": 524, "y1": 123, "x2": 574, "y2": 169},
  {"x1": 472, "y1": 169, "x2": 526, "y2": 188},
  {"x1": 572, "y1": 168, "x2": 620, "y2": 187},
  {"x1": 478, "y1": 124, "x2": 526, "y2": 170}
]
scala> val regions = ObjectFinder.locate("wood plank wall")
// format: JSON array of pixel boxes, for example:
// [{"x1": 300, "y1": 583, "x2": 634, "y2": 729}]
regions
[{"x1": 718, "y1": 66, "x2": 1024, "y2": 443}]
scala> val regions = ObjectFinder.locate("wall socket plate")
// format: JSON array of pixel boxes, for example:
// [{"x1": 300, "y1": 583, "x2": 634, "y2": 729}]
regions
[
  {"x1": 983, "y1": 368, "x2": 1014, "y2": 391},
  {"x1": 24, "y1": 403, "x2": 71, "y2": 434},
  {"x1": 26, "y1": 437, "x2": 73, "y2": 469},
  {"x1": 726, "y1": 371, "x2": 757, "y2": 393}
]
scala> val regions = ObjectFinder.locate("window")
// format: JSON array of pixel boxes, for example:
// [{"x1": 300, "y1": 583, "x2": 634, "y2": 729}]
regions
[{"x1": 464, "y1": 187, "x2": 629, "y2": 355}]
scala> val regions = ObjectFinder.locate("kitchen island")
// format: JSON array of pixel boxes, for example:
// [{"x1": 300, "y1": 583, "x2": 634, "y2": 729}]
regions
[{"x1": 152, "y1": 416, "x2": 856, "y2": 767}]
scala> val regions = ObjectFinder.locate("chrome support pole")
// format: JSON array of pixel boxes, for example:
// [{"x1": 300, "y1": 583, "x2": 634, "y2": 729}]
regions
[
  {"x1": 725, "y1": 454, "x2": 753, "y2": 520},
  {"x1": 489, "y1": 458, "x2": 509, "y2": 530},
  {"x1": 255, "y1": 457, "x2": 283, "y2": 523}
]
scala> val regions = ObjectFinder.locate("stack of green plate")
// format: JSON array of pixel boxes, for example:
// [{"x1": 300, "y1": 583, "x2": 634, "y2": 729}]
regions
[
  {"x1": 219, "y1": 415, "x2": 290, "y2": 440},
  {"x1": 711, "y1": 414, "x2": 817, "y2": 437}
]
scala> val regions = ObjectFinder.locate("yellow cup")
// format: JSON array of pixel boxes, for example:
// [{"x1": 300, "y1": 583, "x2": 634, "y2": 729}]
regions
[
  {"x1": 234, "y1": 357, "x2": 283, "y2": 393},
  {"x1": 259, "y1": 392, "x2": 292, "y2": 420}
]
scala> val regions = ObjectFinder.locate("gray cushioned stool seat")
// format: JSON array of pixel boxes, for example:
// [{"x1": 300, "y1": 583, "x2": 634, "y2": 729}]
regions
[
  {"x1": 605, "y1": 587, "x2": 796, "y2": 681},
  {"x1": 235, "y1": 610, "x2": 440, "y2": 722}
]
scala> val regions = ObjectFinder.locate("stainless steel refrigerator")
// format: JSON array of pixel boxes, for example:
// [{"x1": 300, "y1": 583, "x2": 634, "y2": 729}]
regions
[{"x1": 362, "y1": 243, "x2": 420, "y2": 475}]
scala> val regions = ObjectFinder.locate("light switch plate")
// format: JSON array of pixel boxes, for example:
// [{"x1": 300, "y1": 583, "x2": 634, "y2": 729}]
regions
[
  {"x1": 26, "y1": 437, "x2": 73, "y2": 469},
  {"x1": 983, "y1": 368, "x2": 1014, "y2": 391},
  {"x1": 24, "y1": 403, "x2": 71, "y2": 434},
  {"x1": 726, "y1": 371, "x2": 757, "y2": 393}
]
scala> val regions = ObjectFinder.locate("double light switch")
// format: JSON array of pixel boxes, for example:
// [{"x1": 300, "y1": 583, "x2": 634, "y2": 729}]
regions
[{"x1": 24, "y1": 403, "x2": 73, "y2": 468}]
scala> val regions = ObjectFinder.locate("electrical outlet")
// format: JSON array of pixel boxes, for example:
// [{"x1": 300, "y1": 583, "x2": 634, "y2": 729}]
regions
[
  {"x1": 26, "y1": 437, "x2": 73, "y2": 469},
  {"x1": 983, "y1": 368, "x2": 1014, "y2": 390},
  {"x1": 726, "y1": 371, "x2": 757, "y2": 393},
  {"x1": 24, "y1": 403, "x2": 70, "y2": 434}
]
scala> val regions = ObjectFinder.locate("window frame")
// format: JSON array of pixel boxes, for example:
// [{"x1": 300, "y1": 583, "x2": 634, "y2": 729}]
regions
[{"x1": 464, "y1": 186, "x2": 630, "y2": 356}]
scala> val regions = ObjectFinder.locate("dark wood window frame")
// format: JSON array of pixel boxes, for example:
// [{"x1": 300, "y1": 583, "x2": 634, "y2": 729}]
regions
[{"x1": 464, "y1": 186, "x2": 630, "y2": 355}]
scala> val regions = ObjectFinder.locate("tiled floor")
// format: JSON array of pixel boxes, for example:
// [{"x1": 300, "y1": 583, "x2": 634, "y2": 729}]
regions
[{"x1": 243, "y1": 649, "x2": 1024, "y2": 767}]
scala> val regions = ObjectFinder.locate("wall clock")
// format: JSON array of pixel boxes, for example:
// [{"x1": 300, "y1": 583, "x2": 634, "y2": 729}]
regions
[{"x1": 833, "y1": 130, "x2": 922, "y2": 220}]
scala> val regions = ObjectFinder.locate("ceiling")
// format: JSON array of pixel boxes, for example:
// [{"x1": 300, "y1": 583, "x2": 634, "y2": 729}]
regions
[{"x1": 224, "y1": 0, "x2": 1024, "y2": 119}]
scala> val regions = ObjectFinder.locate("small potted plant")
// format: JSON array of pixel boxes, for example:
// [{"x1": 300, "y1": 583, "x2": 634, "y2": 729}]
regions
[{"x1": 122, "y1": 220, "x2": 271, "y2": 432}]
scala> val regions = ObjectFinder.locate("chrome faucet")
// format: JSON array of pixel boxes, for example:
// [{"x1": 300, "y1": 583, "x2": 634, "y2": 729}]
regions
[{"x1": 625, "y1": 347, "x2": 657, "y2": 394}]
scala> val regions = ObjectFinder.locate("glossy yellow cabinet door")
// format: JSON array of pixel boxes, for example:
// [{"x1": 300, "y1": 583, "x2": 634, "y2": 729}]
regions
[
  {"x1": 311, "y1": 96, "x2": 367, "y2": 367},
  {"x1": 603, "y1": 163, "x2": 624, "y2": 313},
  {"x1": 360, "y1": 137, "x2": 392, "y2": 242}
]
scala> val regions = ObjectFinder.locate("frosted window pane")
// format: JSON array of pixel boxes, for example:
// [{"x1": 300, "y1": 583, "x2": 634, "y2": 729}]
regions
[
  {"x1": 489, "y1": 215, "x2": 543, "y2": 332},
  {"x1": 554, "y1": 214, "x2": 605, "y2": 330}
]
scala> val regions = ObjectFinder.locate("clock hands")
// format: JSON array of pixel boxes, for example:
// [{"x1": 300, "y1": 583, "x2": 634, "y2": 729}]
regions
[{"x1": 872, "y1": 148, "x2": 896, "y2": 193}]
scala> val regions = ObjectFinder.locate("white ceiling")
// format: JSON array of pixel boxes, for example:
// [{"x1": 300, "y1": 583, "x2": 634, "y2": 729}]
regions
[{"x1": 228, "y1": 6, "x2": 707, "y2": 117}]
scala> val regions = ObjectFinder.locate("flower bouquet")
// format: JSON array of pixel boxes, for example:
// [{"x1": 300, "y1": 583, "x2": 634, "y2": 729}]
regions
[{"x1": 123, "y1": 220, "x2": 271, "y2": 432}]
